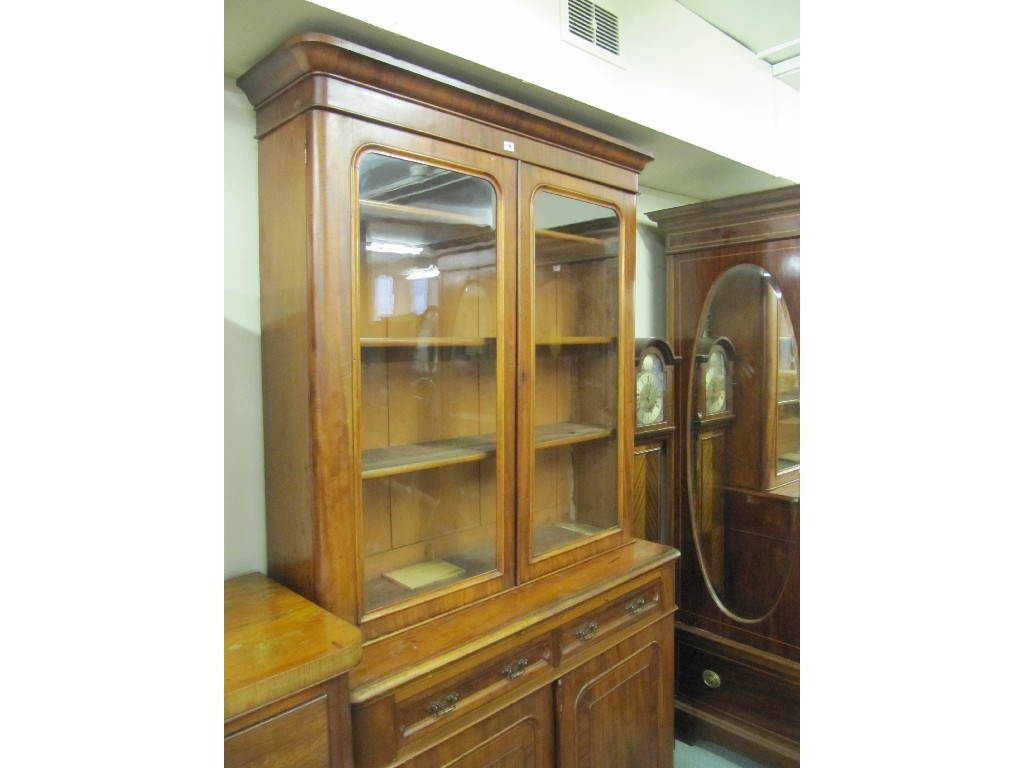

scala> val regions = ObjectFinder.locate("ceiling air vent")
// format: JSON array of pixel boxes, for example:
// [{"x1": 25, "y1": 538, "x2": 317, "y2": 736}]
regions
[{"x1": 565, "y1": 0, "x2": 618, "y2": 61}]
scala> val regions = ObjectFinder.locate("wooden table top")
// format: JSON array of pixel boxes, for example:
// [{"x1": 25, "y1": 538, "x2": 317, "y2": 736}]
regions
[{"x1": 224, "y1": 572, "x2": 362, "y2": 720}]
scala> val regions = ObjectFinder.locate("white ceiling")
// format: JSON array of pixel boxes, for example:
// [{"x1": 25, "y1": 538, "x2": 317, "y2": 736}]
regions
[
  {"x1": 673, "y1": 0, "x2": 799, "y2": 90},
  {"x1": 224, "y1": 0, "x2": 799, "y2": 201}
]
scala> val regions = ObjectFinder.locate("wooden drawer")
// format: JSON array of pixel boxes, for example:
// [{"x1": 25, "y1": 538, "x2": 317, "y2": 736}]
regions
[
  {"x1": 395, "y1": 635, "x2": 553, "y2": 747},
  {"x1": 677, "y1": 639, "x2": 799, "y2": 743},
  {"x1": 225, "y1": 693, "x2": 330, "y2": 768},
  {"x1": 558, "y1": 579, "x2": 662, "y2": 660}
]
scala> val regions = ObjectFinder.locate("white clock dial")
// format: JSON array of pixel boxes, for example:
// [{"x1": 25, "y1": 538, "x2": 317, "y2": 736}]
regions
[
  {"x1": 636, "y1": 354, "x2": 665, "y2": 425},
  {"x1": 705, "y1": 347, "x2": 727, "y2": 415}
]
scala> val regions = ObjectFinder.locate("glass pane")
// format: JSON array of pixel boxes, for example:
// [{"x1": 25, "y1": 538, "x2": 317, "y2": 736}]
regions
[
  {"x1": 356, "y1": 152, "x2": 500, "y2": 613},
  {"x1": 531, "y1": 191, "x2": 620, "y2": 558},
  {"x1": 776, "y1": 303, "x2": 799, "y2": 474}
]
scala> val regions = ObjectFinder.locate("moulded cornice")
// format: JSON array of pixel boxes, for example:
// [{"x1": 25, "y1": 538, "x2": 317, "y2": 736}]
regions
[
  {"x1": 648, "y1": 185, "x2": 799, "y2": 255},
  {"x1": 237, "y1": 33, "x2": 653, "y2": 175}
]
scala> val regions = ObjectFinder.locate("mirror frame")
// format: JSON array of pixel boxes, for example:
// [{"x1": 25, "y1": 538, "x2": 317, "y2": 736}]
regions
[{"x1": 685, "y1": 264, "x2": 799, "y2": 624}]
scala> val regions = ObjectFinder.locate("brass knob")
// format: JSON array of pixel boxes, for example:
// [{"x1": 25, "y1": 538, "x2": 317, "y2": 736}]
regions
[{"x1": 702, "y1": 669, "x2": 722, "y2": 689}]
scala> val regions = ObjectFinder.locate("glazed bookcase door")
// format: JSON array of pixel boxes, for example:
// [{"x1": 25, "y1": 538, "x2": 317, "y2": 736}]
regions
[
  {"x1": 353, "y1": 133, "x2": 517, "y2": 624},
  {"x1": 517, "y1": 164, "x2": 635, "y2": 582}
]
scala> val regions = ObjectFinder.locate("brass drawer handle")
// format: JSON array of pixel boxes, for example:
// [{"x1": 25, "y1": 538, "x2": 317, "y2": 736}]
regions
[
  {"x1": 501, "y1": 658, "x2": 529, "y2": 680},
  {"x1": 426, "y1": 691, "x2": 459, "y2": 718},
  {"x1": 625, "y1": 597, "x2": 647, "y2": 615},
  {"x1": 702, "y1": 669, "x2": 722, "y2": 689},
  {"x1": 575, "y1": 621, "x2": 598, "y2": 642}
]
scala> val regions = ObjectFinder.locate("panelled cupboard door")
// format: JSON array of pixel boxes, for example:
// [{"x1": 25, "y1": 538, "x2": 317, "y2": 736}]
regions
[
  {"x1": 401, "y1": 686, "x2": 554, "y2": 768},
  {"x1": 347, "y1": 121, "x2": 519, "y2": 635},
  {"x1": 632, "y1": 442, "x2": 669, "y2": 544},
  {"x1": 555, "y1": 618, "x2": 674, "y2": 768},
  {"x1": 516, "y1": 163, "x2": 636, "y2": 584}
]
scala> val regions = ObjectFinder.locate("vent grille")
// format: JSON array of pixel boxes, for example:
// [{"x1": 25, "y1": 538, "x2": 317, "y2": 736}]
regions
[{"x1": 567, "y1": 0, "x2": 620, "y2": 56}]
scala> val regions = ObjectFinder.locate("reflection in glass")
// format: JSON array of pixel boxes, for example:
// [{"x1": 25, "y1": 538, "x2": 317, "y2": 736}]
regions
[
  {"x1": 689, "y1": 264, "x2": 799, "y2": 622},
  {"x1": 356, "y1": 151, "x2": 500, "y2": 612},
  {"x1": 530, "y1": 191, "x2": 620, "y2": 558},
  {"x1": 776, "y1": 307, "x2": 800, "y2": 474}
]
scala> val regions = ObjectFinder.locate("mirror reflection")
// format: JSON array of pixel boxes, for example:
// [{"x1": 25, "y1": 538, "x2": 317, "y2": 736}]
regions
[{"x1": 688, "y1": 264, "x2": 799, "y2": 622}]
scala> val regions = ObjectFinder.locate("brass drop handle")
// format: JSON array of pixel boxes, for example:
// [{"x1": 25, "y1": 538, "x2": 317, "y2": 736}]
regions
[
  {"x1": 426, "y1": 691, "x2": 459, "y2": 718},
  {"x1": 575, "y1": 621, "x2": 598, "y2": 641},
  {"x1": 625, "y1": 597, "x2": 647, "y2": 615},
  {"x1": 702, "y1": 669, "x2": 722, "y2": 689},
  {"x1": 501, "y1": 658, "x2": 529, "y2": 680}
]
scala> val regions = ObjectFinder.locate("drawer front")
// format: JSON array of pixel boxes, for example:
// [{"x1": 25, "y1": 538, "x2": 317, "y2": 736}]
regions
[
  {"x1": 557, "y1": 580, "x2": 662, "y2": 660},
  {"x1": 396, "y1": 635, "x2": 552, "y2": 745},
  {"x1": 677, "y1": 641, "x2": 799, "y2": 742},
  {"x1": 225, "y1": 694, "x2": 330, "y2": 768}
]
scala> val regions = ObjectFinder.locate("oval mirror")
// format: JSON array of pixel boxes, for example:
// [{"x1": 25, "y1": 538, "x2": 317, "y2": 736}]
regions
[{"x1": 687, "y1": 263, "x2": 799, "y2": 623}]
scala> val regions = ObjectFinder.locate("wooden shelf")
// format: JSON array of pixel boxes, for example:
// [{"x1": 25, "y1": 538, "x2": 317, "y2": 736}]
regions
[
  {"x1": 533, "y1": 520, "x2": 607, "y2": 554},
  {"x1": 536, "y1": 422, "x2": 613, "y2": 449},
  {"x1": 534, "y1": 218, "x2": 618, "y2": 265},
  {"x1": 535, "y1": 228, "x2": 604, "y2": 246},
  {"x1": 358, "y1": 197, "x2": 496, "y2": 257},
  {"x1": 536, "y1": 336, "x2": 614, "y2": 346},
  {"x1": 360, "y1": 198, "x2": 492, "y2": 228},
  {"x1": 362, "y1": 421, "x2": 611, "y2": 479},
  {"x1": 362, "y1": 434, "x2": 497, "y2": 479},
  {"x1": 361, "y1": 337, "x2": 494, "y2": 348},
  {"x1": 535, "y1": 249, "x2": 616, "y2": 267}
]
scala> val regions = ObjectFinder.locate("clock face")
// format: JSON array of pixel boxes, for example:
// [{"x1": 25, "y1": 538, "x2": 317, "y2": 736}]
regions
[
  {"x1": 705, "y1": 347, "x2": 728, "y2": 415},
  {"x1": 636, "y1": 353, "x2": 666, "y2": 426}
]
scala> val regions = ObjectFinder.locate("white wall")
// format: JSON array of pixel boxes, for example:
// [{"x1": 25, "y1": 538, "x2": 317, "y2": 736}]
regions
[
  {"x1": 313, "y1": 0, "x2": 798, "y2": 182},
  {"x1": 225, "y1": 81, "x2": 267, "y2": 577},
  {"x1": 222, "y1": 79, "x2": 691, "y2": 577},
  {"x1": 636, "y1": 188, "x2": 698, "y2": 338}
]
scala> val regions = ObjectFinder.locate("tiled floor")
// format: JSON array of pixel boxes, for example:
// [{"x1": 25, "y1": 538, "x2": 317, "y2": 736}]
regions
[{"x1": 673, "y1": 739, "x2": 768, "y2": 768}]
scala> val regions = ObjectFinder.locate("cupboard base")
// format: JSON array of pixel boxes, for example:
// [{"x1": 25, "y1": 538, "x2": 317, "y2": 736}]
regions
[
  {"x1": 673, "y1": 625, "x2": 798, "y2": 768},
  {"x1": 351, "y1": 541, "x2": 678, "y2": 768}
]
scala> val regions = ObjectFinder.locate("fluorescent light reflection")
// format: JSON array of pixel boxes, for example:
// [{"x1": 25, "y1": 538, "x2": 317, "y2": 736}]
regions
[
  {"x1": 367, "y1": 241, "x2": 424, "y2": 255},
  {"x1": 373, "y1": 274, "x2": 394, "y2": 319},
  {"x1": 404, "y1": 265, "x2": 440, "y2": 280}
]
